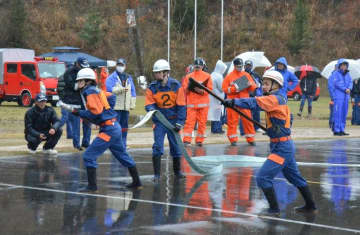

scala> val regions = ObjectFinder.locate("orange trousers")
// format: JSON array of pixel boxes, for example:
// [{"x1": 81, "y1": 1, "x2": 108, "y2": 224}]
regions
[
  {"x1": 222, "y1": 168, "x2": 253, "y2": 216},
  {"x1": 183, "y1": 107, "x2": 209, "y2": 143},
  {"x1": 226, "y1": 107, "x2": 255, "y2": 143}
]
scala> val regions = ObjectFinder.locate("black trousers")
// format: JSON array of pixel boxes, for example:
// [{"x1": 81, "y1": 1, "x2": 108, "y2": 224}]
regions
[{"x1": 26, "y1": 129, "x2": 63, "y2": 150}]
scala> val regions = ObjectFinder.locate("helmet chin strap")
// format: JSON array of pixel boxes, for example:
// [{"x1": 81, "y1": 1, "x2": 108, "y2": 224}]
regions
[
  {"x1": 161, "y1": 72, "x2": 169, "y2": 86},
  {"x1": 264, "y1": 80, "x2": 276, "y2": 96}
]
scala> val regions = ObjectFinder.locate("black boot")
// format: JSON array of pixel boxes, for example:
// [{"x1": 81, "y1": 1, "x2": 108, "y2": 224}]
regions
[
  {"x1": 80, "y1": 167, "x2": 97, "y2": 192},
  {"x1": 126, "y1": 166, "x2": 142, "y2": 189},
  {"x1": 308, "y1": 106, "x2": 312, "y2": 119},
  {"x1": 295, "y1": 186, "x2": 317, "y2": 213},
  {"x1": 261, "y1": 187, "x2": 280, "y2": 215},
  {"x1": 297, "y1": 106, "x2": 303, "y2": 117},
  {"x1": 152, "y1": 156, "x2": 161, "y2": 182},
  {"x1": 173, "y1": 157, "x2": 186, "y2": 179}
]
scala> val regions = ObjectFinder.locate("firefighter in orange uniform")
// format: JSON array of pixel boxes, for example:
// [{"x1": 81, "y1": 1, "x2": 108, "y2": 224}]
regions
[
  {"x1": 100, "y1": 67, "x2": 109, "y2": 91},
  {"x1": 183, "y1": 147, "x2": 212, "y2": 221},
  {"x1": 222, "y1": 145, "x2": 255, "y2": 216},
  {"x1": 223, "y1": 70, "x2": 316, "y2": 215},
  {"x1": 182, "y1": 58, "x2": 212, "y2": 146},
  {"x1": 222, "y1": 58, "x2": 257, "y2": 146},
  {"x1": 145, "y1": 59, "x2": 187, "y2": 181}
]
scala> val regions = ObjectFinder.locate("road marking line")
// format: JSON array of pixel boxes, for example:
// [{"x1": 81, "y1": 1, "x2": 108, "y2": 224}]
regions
[{"x1": 1, "y1": 182, "x2": 360, "y2": 234}]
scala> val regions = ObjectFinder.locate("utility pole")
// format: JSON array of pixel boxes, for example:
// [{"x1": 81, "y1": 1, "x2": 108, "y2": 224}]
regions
[
  {"x1": 221, "y1": 0, "x2": 224, "y2": 61},
  {"x1": 127, "y1": 1, "x2": 144, "y2": 77},
  {"x1": 168, "y1": 0, "x2": 170, "y2": 63},
  {"x1": 194, "y1": 0, "x2": 197, "y2": 60}
]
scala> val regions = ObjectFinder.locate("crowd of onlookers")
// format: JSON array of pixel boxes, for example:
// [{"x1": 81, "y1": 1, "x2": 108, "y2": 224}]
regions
[{"x1": 23, "y1": 56, "x2": 359, "y2": 156}]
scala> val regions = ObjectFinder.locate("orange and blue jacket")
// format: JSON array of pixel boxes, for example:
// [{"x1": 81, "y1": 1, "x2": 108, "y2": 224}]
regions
[
  {"x1": 182, "y1": 70, "x2": 212, "y2": 107},
  {"x1": 233, "y1": 91, "x2": 291, "y2": 138},
  {"x1": 145, "y1": 77, "x2": 186, "y2": 125},
  {"x1": 222, "y1": 70, "x2": 256, "y2": 99},
  {"x1": 78, "y1": 85, "x2": 117, "y2": 125}
]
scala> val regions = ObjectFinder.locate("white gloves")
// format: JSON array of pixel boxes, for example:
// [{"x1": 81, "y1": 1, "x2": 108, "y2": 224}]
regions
[
  {"x1": 74, "y1": 83, "x2": 79, "y2": 91},
  {"x1": 130, "y1": 97, "x2": 136, "y2": 110},
  {"x1": 58, "y1": 100, "x2": 81, "y2": 112},
  {"x1": 112, "y1": 84, "x2": 125, "y2": 95}
]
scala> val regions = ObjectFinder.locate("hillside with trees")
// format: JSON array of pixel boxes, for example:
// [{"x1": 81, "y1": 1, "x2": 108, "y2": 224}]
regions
[{"x1": 0, "y1": 0, "x2": 359, "y2": 91}]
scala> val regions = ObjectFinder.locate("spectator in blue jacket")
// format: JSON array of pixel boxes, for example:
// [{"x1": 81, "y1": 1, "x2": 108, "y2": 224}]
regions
[
  {"x1": 245, "y1": 60, "x2": 263, "y2": 132},
  {"x1": 274, "y1": 57, "x2": 299, "y2": 98},
  {"x1": 328, "y1": 65, "x2": 337, "y2": 130},
  {"x1": 331, "y1": 59, "x2": 353, "y2": 136},
  {"x1": 106, "y1": 58, "x2": 136, "y2": 149}
]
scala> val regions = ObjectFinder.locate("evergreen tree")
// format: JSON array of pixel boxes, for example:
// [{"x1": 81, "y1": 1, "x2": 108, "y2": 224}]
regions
[
  {"x1": 173, "y1": 0, "x2": 206, "y2": 33},
  {"x1": 79, "y1": 12, "x2": 104, "y2": 49},
  {"x1": 8, "y1": 0, "x2": 26, "y2": 47},
  {"x1": 287, "y1": 0, "x2": 311, "y2": 55}
]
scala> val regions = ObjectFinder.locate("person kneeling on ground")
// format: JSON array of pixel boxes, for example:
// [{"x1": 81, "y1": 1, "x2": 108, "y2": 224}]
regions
[
  {"x1": 60, "y1": 68, "x2": 141, "y2": 192},
  {"x1": 24, "y1": 94, "x2": 62, "y2": 155},
  {"x1": 223, "y1": 70, "x2": 317, "y2": 216}
]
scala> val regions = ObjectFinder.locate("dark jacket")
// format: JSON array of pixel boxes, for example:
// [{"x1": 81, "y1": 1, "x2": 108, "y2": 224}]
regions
[
  {"x1": 25, "y1": 105, "x2": 61, "y2": 137},
  {"x1": 247, "y1": 71, "x2": 262, "y2": 97},
  {"x1": 351, "y1": 80, "x2": 360, "y2": 98},
  {"x1": 300, "y1": 75, "x2": 317, "y2": 96},
  {"x1": 59, "y1": 66, "x2": 82, "y2": 105}
]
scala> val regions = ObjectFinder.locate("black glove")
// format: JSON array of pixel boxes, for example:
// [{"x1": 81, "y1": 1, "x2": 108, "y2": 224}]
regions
[
  {"x1": 173, "y1": 123, "x2": 182, "y2": 132},
  {"x1": 72, "y1": 109, "x2": 80, "y2": 116},
  {"x1": 223, "y1": 99, "x2": 235, "y2": 108}
]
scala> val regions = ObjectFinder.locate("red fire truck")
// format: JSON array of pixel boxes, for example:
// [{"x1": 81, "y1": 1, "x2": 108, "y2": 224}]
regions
[{"x1": 0, "y1": 48, "x2": 66, "y2": 107}]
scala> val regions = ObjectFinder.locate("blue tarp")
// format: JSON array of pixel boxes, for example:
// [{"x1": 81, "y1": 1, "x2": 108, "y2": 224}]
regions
[{"x1": 40, "y1": 47, "x2": 106, "y2": 67}]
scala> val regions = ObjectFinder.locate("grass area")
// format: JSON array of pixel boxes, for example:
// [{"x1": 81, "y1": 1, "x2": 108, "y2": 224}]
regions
[
  {"x1": 0, "y1": 95, "x2": 353, "y2": 144},
  {"x1": 135, "y1": 95, "x2": 344, "y2": 127}
]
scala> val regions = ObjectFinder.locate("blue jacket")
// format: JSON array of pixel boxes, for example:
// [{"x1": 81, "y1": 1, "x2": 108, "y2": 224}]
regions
[
  {"x1": 233, "y1": 91, "x2": 291, "y2": 138},
  {"x1": 247, "y1": 71, "x2": 262, "y2": 97},
  {"x1": 328, "y1": 70, "x2": 336, "y2": 101},
  {"x1": 274, "y1": 57, "x2": 299, "y2": 97},
  {"x1": 79, "y1": 85, "x2": 117, "y2": 125},
  {"x1": 106, "y1": 71, "x2": 136, "y2": 97},
  {"x1": 145, "y1": 78, "x2": 186, "y2": 125},
  {"x1": 332, "y1": 58, "x2": 353, "y2": 101}
]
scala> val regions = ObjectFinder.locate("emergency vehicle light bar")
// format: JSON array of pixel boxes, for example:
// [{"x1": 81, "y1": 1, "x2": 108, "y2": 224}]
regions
[{"x1": 34, "y1": 56, "x2": 58, "y2": 62}]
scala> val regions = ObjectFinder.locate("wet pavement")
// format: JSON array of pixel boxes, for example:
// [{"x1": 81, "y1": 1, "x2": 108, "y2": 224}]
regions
[{"x1": 0, "y1": 139, "x2": 360, "y2": 234}]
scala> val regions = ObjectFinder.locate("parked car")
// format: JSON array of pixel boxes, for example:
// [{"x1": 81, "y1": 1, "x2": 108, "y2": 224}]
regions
[{"x1": 287, "y1": 82, "x2": 320, "y2": 101}]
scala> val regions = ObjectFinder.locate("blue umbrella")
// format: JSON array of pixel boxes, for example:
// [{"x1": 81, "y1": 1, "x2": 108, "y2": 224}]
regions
[{"x1": 40, "y1": 46, "x2": 106, "y2": 67}]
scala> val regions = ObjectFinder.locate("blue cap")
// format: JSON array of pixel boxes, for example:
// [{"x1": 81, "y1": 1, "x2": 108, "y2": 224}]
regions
[
  {"x1": 117, "y1": 58, "x2": 126, "y2": 65},
  {"x1": 233, "y1": 58, "x2": 243, "y2": 66},
  {"x1": 35, "y1": 93, "x2": 47, "y2": 102},
  {"x1": 76, "y1": 57, "x2": 90, "y2": 68}
]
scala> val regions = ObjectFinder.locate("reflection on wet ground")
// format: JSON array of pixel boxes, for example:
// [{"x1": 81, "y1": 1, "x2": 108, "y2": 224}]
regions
[{"x1": 0, "y1": 139, "x2": 360, "y2": 234}]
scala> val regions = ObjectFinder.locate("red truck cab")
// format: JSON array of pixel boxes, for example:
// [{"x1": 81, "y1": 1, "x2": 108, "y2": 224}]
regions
[{"x1": 0, "y1": 49, "x2": 65, "y2": 107}]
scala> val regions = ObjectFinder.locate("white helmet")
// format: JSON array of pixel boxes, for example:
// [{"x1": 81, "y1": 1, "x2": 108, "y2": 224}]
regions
[
  {"x1": 76, "y1": 68, "x2": 96, "y2": 81},
  {"x1": 153, "y1": 59, "x2": 170, "y2": 72},
  {"x1": 262, "y1": 70, "x2": 283, "y2": 87}
]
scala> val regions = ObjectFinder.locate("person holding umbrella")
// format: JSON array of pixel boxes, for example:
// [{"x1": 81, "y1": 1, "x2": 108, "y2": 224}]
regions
[
  {"x1": 351, "y1": 78, "x2": 360, "y2": 125},
  {"x1": 296, "y1": 67, "x2": 318, "y2": 118},
  {"x1": 330, "y1": 59, "x2": 352, "y2": 136}
]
